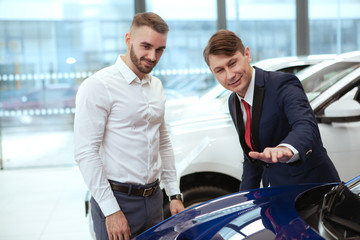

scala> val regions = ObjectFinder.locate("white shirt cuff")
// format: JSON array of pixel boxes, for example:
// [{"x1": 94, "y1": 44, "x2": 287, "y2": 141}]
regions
[
  {"x1": 162, "y1": 180, "x2": 181, "y2": 197},
  {"x1": 278, "y1": 143, "x2": 300, "y2": 163},
  {"x1": 98, "y1": 196, "x2": 121, "y2": 217}
]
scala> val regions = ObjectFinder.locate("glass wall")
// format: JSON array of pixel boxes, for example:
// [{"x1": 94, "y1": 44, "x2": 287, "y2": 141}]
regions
[
  {"x1": 0, "y1": 0, "x2": 134, "y2": 168},
  {"x1": 146, "y1": 0, "x2": 217, "y2": 98},
  {"x1": 226, "y1": 0, "x2": 296, "y2": 61},
  {"x1": 309, "y1": 0, "x2": 360, "y2": 54},
  {"x1": 0, "y1": 0, "x2": 359, "y2": 169}
]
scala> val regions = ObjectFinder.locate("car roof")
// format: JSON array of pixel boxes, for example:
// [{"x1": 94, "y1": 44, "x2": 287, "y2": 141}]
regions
[{"x1": 252, "y1": 54, "x2": 336, "y2": 71}]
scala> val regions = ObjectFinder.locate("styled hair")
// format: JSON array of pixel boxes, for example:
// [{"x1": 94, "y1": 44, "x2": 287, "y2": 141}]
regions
[
  {"x1": 203, "y1": 29, "x2": 245, "y2": 66},
  {"x1": 131, "y1": 12, "x2": 169, "y2": 34}
]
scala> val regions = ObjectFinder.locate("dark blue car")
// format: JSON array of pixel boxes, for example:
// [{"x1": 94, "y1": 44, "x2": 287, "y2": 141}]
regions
[{"x1": 134, "y1": 175, "x2": 360, "y2": 240}]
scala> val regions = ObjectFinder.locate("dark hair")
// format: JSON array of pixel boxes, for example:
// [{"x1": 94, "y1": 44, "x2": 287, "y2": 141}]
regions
[
  {"x1": 131, "y1": 12, "x2": 169, "y2": 34},
  {"x1": 203, "y1": 29, "x2": 245, "y2": 66}
]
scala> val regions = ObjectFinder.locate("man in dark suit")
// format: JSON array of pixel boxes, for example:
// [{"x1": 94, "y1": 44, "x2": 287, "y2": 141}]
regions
[{"x1": 203, "y1": 30, "x2": 340, "y2": 190}]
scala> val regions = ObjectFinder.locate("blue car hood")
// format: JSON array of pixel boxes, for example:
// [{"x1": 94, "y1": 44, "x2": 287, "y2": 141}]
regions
[{"x1": 135, "y1": 183, "x2": 335, "y2": 240}]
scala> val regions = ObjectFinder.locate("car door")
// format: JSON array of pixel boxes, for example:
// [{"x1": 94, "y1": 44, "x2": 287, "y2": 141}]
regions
[{"x1": 313, "y1": 70, "x2": 360, "y2": 181}]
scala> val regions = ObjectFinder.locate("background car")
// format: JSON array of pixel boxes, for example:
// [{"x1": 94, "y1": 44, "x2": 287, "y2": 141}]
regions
[
  {"x1": 135, "y1": 174, "x2": 360, "y2": 240},
  {"x1": 0, "y1": 84, "x2": 77, "y2": 111},
  {"x1": 161, "y1": 51, "x2": 360, "y2": 218}
]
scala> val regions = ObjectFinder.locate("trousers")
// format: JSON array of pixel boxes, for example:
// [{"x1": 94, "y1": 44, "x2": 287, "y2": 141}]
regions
[{"x1": 90, "y1": 181, "x2": 163, "y2": 239}]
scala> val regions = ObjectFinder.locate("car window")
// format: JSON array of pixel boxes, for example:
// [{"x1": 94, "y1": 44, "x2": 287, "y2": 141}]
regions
[
  {"x1": 25, "y1": 91, "x2": 43, "y2": 102},
  {"x1": 45, "y1": 89, "x2": 74, "y2": 101},
  {"x1": 338, "y1": 84, "x2": 360, "y2": 102},
  {"x1": 279, "y1": 65, "x2": 311, "y2": 74},
  {"x1": 300, "y1": 62, "x2": 360, "y2": 102}
]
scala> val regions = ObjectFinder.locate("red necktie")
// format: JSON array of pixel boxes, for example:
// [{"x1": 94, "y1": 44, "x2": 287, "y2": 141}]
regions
[{"x1": 242, "y1": 99, "x2": 253, "y2": 150}]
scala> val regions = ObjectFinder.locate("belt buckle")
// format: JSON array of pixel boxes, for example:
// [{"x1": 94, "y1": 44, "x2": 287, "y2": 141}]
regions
[{"x1": 142, "y1": 187, "x2": 153, "y2": 197}]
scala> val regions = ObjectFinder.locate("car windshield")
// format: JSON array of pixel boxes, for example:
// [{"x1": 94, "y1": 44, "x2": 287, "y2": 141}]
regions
[{"x1": 298, "y1": 61, "x2": 360, "y2": 102}]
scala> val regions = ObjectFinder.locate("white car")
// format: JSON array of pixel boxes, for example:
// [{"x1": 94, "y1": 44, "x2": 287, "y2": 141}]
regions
[{"x1": 163, "y1": 52, "x2": 360, "y2": 217}]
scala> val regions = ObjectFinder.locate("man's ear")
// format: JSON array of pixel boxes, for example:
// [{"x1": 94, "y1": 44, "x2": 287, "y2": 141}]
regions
[
  {"x1": 125, "y1": 32, "x2": 131, "y2": 47},
  {"x1": 245, "y1": 47, "x2": 252, "y2": 64}
]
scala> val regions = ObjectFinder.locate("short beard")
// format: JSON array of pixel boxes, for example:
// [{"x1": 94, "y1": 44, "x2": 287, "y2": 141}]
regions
[{"x1": 130, "y1": 45, "x2": 156, "y2": 74}]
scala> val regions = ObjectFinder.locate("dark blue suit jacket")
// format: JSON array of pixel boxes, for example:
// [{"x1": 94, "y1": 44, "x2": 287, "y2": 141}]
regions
[{"x1": 228, "y1": 67, "x2": 340, "y2": 190}]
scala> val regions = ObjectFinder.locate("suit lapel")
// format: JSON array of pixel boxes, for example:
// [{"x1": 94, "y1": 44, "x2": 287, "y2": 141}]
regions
[
  {"x1": 251, "y1": 67, "x2": 266, "y2": 152},
  {"x1": 232, "y1": 96, "x2": 244, "y2": 136},
  {"x1": 252, "y1": 85, "x2": 264, "y2": 151},
  {"x1": 231, "y1": 95, "x2": 252, "y2": 153}
]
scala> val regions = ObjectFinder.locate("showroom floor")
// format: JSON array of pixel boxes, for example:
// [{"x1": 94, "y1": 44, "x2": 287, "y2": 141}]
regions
[{"x1": 0, "y1": 166, "x2": 93, "y2": 240}]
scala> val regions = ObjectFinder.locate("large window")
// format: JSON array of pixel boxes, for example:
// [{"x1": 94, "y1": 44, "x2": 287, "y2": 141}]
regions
[
  {"x1": 0, "y1": 0, "x2": 134, "y2": 169},
  {"x1": 309, "y1": 0, "x2": 360, "y2": 54},
  {"x1": 146, "y1": 0, "x2": 218, "y2": 98},
  {"x1": 226, "y1": 0, "x2": 296, "y2": 61}
]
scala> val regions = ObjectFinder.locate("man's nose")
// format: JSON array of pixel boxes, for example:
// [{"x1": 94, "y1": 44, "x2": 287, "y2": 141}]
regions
[
  {"x1": 148, "y1": 50, "x2": 156, "y2": 61},
  {"x1": 226, "y1": 68, "x2": 235, "y2": 80}
]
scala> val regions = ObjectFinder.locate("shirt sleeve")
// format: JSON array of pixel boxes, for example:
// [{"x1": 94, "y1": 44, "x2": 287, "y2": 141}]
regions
[
  {"x1": 74, "y1": 78, "x2": 120, "y2": 217},
  {"x1": 158, "y1": 118, "x2": 181, "y2": 197}
]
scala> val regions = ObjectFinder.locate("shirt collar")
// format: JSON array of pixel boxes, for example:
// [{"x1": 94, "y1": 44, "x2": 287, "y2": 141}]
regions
[
  {"x1": 237, "y1": 67, "x2": 255, "y2": 107},
  {"x1": 115, "y1": 56, "x2": 152, "y2": 85}
]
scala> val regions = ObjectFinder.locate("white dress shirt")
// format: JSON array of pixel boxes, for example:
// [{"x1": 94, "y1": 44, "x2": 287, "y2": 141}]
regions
[
  {"x1": 74, "y1": 56, "x2": 180, "y2": 216},
  {"x1": 237, "y1": 67, "x2": 299, "y2": 163}
]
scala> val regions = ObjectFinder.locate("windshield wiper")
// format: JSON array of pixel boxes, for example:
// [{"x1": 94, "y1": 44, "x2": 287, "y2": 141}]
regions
[{"x1": 319, "y1": 182, "x2": 360, "y2": 239}]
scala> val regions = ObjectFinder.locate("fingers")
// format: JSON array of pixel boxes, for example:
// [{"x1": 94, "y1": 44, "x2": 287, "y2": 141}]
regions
[
  {"x1": 249, "y1": 147, "x2": 293, "y2": 163},
  {"x1": 107, "y1": 229, "x2": 131, "y2": 240},
  {"x1": 170, "y1": 200, "x2": 185, "y2": 216},
  {"x1": 262, "y1": 148, "x2": 279, "y2": 163},
  {"x1": 106, "y1": 211, "x2": 131, "y2": 240},
  {"x1": 107, "y1": 228, "x2": 131, "y2": 240},
  {"x1": 108, "y1": 234, "x2": 130, "y2": 240}
]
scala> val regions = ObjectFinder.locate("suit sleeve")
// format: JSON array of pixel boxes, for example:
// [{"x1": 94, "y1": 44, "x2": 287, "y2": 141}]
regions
[{"x1": 275, "y1": 74, "x2": 321, "y2": 161}]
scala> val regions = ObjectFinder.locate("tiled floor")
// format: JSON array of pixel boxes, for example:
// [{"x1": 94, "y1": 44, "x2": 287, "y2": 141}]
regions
[{"x1": 0, "y1": 166, "x2": 93, "y2": 240}]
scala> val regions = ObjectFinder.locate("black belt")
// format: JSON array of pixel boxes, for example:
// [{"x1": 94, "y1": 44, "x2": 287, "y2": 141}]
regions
[{"x1": 109, "y1": 180, "x2": 159, "y2": 197}]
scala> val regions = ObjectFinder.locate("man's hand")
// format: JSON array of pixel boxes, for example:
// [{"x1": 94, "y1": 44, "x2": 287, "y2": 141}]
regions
[
  {"x1": 248, "y1": 146, "x2": 293, "y2": 163},
  {"x1": 105, "y1": 210, "x2": 131, "y2": 240},
  {"x1": 170, "y1": 200, "x2": 185, "y2": 216}
]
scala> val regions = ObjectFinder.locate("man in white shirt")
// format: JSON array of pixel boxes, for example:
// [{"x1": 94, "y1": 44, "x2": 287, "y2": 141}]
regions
[{"x1": 74, "y1": 12, "x2": 184, "y2": 240}]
